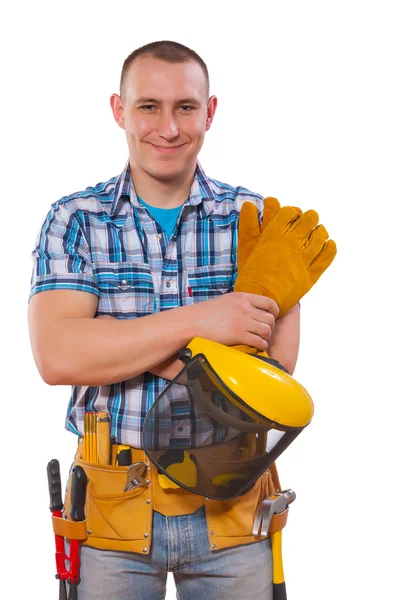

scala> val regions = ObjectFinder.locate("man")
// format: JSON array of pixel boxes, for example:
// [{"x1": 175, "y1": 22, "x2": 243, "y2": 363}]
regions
[{"x1": 28, "y1": 40, "x2": 300, "y2": 600}]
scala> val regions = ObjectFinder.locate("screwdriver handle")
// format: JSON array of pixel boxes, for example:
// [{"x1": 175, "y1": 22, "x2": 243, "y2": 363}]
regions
[{"x1": 47, "y1": 458, "x2": 64, "y2": 513}]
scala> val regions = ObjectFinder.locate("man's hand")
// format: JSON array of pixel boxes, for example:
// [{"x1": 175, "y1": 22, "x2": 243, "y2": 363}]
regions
[
  {"x1": 97, "y1": 293, "x2": 278, "y2": 353},
  {"x1": 191, "y1": 291, "x2": 279, "y2": 352},
  {"x1": 95, "y1": 293, "x2": 278, "y2": 375},
  {"x1": 97, "y1": 292, "x2": 278, "y2": 352}
]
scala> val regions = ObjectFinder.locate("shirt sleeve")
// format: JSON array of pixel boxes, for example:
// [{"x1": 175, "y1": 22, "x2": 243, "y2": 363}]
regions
[{"x1": 29, "y1": 201, "x2": 100, "y2": 301}]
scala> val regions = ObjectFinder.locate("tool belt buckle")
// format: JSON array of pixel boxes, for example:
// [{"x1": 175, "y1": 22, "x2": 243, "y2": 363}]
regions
[{"x1": 252, "y1": 489, "x2": 296, "y2": 536}]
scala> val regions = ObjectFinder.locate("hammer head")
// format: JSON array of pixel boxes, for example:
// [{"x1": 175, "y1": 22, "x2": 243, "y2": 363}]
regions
[{"x1": 252, "y1": 489, "x2": 296, "y2": 536}]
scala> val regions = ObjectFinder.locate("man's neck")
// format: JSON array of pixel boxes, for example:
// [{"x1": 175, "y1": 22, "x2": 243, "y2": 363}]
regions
[{"x1": 130, "y1": 162, "x2": 197, "y2": 209}]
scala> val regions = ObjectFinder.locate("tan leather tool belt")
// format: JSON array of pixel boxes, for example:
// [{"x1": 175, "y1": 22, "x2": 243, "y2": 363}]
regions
[{"x1": 60, "y1": 439, "x2": 288, "y2": 555}]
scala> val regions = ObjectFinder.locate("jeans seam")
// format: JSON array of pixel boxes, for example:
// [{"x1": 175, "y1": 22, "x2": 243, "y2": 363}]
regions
[
  {"x1": 184, "y1": 514, "x2": 194, "y2": 566},
  {"x1": 170, "y1": 515, "x2": 194, "y2": 571},
  {"x1": 166, "y1": 515, "x2": 172, "y2": 571}
]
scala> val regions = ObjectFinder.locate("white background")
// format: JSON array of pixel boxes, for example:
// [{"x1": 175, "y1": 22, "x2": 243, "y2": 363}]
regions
[{"x1": 1, "y1": 0, "x2": 399, "y2": 598}]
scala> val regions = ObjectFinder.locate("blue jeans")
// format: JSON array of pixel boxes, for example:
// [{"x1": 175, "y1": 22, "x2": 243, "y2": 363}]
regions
[{"x1": 77, "y1": 506, "x2": 273, "y2": 599}]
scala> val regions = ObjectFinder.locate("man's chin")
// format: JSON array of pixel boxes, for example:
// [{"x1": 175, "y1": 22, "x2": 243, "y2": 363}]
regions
[{"x1": 147, "y1": 160, "x2": 195, "y2": 182}]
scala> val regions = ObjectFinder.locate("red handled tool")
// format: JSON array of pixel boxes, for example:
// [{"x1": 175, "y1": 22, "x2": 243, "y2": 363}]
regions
[{"x1": 47, "y1": 459, "x2": 88, "y2": 600}]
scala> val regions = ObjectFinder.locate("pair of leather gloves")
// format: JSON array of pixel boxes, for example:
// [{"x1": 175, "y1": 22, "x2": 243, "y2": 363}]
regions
[{"x1": 234, "y1": 197, "x2": 337, "y2": 355}]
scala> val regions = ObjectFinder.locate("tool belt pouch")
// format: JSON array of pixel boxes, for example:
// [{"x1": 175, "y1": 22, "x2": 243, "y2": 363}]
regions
[
  {"x1": 205, "y1": 466, "x2": 284, "y2": 548},
  {"x1": 63, "y1": 455, "x2": 150, "y2": 553}
]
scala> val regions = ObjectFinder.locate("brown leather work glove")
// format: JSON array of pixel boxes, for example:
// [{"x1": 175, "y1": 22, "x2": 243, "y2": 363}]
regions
[
  {"x1": 233, "y1": 197, "x2": 283, "y2": 356},
  {"x1": 237, "y1": 197, "x2": 282, "y2": 273},
  {"x1": 233, "y1": 198, "x2": 336, "y2": 356},
  {"x1": 235, "y1": 205, "x2": 337, "y2": 315}
]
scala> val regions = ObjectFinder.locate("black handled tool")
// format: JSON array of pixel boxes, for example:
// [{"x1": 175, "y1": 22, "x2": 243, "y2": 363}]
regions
[
  {"x1": 68, "y1": 466, "x2": 88, "y2": 600},
  {"x1": 47, "y1": 458, "x2": 64, "y2": 513},
  {"x1": 47, "y1": 459, "x2": 68, "y2": 600},
  {"x1": 70, "y1": 466, "x2": 88, "y2": 522},
  {"x1": 47, "y1": 460, "x2": 88, "y2": 600}
]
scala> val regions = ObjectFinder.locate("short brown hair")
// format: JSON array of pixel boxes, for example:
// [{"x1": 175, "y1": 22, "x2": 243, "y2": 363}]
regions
[{"x1": 120, "y1": 40, "x2": 210, "y2": 99}]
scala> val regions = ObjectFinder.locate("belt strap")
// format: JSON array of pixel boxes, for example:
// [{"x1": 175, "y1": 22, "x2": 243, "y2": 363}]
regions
[
  {"x1": 52, "y1": 515, "x2": 88, "y2": 540},
  {"x1": 269, "y1": 508, "x2": 289, "y2": 533}
]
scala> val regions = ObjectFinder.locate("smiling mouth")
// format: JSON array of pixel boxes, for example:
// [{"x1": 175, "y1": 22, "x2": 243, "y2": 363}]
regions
[{"x1": 151, "y1": 144, "x2": 185, "y2": 152}]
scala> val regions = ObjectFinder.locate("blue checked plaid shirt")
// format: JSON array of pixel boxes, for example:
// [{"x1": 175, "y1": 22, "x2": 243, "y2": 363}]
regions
[{"x1": 29, "y1": 161, "x2": 264, "y2": 448}]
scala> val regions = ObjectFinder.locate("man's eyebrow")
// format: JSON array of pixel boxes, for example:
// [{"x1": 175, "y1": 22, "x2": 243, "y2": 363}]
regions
[
  {"x1": 135, "y1": 97, "x2": 160, "y2": 104},
  {"x1": 135, "y1": 97, "x2": 201, "y2": 105},
  {"x1": 177, "y1": 98, "x2": 201, "y2": 105}
]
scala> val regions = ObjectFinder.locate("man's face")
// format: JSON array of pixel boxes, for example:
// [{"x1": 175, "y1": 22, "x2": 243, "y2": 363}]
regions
[{"x1": 111, "y1": 56, "x2": 217, "y2": 182}]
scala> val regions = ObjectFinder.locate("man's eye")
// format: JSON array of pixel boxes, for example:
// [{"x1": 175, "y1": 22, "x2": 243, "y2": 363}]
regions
[
  {"x1": 180, "y1": 105, "x2": 194, "y2": 111},
  {"x1": 140, "y1": 105, "x2": 155, "y2": 111}
]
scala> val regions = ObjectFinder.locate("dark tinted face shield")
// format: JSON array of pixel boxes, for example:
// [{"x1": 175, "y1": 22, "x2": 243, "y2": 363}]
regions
[{"x1": 142, "y1": 355, "x2": 302, "y2": 500}]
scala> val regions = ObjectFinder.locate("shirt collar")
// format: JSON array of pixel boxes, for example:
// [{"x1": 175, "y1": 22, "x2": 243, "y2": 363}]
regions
[{"x1": 110, "y1": 160, "x2": 216, "y2": 217}]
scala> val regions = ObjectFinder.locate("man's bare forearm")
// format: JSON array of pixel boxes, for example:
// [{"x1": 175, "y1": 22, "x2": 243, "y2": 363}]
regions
[
  {"x1": 267, "y1": 304, "x2": 300, "y2": 375},
  {"x1": 149, "y1": 306, "x2": 301, "y2": 382},
  {"x1": 29, "y1": 290, "x2": 279, "y2": 387},
  {"x1": 148, "y1": 354, "x2": 187, "y2": 383},
  {"x1": 32, "y1": 306, "x2": 199, "y2": 386}
]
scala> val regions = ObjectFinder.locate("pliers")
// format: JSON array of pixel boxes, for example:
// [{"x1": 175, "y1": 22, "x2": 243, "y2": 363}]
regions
[{"x1": 47, "y1": 459, "x2": 88, "y2": 600}]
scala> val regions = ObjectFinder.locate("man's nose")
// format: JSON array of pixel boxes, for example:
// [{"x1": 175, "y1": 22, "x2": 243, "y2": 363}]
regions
[{"x1": 157, "y1": 111, "x2": 179, "y2": 139}]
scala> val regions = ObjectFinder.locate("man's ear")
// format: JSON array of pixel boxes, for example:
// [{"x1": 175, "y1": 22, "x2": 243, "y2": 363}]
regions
[
  {"x1": 205, "y1": 95, "x2": 218, "y2": 131},
  {"x1": 110, "y1": 93, "x2": 125, "y2": 129}
]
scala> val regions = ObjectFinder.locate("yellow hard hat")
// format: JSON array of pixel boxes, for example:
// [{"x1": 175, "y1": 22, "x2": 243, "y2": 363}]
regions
[{"x1": 142, "y1": 338, "x2": 314, "y2": 500}]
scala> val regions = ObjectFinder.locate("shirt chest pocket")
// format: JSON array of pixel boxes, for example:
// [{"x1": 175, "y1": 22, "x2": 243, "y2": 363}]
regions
[
  {"x1": 187, "y1": 264, "x2": 235, "y2": 304},
  {"x1": 94, "y1": 262, "x2": 155, "y2": 317}
]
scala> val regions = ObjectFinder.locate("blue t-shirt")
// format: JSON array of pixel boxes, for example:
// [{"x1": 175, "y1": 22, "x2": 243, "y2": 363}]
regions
[{"x1": 138, "y1": 196, "x2": 182, "y2": 239}]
